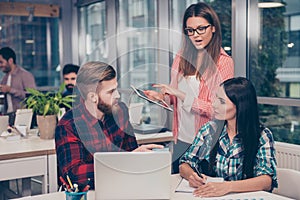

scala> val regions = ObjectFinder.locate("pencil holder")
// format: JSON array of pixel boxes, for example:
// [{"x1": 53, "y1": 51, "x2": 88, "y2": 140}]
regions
[{"x1": 65, "y1": 191, "x2": 88, "y2": 200}]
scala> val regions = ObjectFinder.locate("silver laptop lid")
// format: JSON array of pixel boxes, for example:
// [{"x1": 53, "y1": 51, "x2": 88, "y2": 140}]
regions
[{"x1": 94, "y1": 151, "x2": 171, "y2": 200}]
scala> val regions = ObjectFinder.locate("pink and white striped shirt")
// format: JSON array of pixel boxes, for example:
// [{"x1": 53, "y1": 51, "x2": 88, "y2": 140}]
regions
[{"x1": 169, "y1": 48, "x2": 234, "y2": 143}]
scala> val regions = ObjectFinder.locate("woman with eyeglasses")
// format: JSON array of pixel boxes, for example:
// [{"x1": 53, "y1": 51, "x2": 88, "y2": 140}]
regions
[
  {"x1": 179, "y1": 77, "x2": 277, "y2": 197},
  {"x1": 144, "y1": 2, "x2": 234, "y2": 173}
]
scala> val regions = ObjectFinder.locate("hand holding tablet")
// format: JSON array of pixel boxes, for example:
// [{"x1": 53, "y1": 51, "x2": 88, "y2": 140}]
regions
[{"x1": 131, "y1": 85, "x2": 173, "y2": 112}]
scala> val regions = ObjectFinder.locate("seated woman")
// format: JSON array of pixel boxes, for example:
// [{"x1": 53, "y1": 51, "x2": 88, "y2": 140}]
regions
[{"x1": 179, "y1": 77, "x2": 277, "y2": 197}]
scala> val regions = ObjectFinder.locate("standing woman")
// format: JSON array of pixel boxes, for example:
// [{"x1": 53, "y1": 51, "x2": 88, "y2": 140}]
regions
[
  {"x1": 145, "y1": 2, "x2": 234, "y2": 173},
  {"x1": 179, "y1": 77, "x2": 277, "y2": 197}
]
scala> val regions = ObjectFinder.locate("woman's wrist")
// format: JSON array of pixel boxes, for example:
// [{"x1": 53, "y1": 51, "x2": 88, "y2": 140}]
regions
[{"x1": 226, "y1": 181, "x2": 233, "y2": 194}]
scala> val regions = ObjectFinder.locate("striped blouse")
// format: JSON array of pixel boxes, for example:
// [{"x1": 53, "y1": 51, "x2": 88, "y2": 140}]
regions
[{"x1": 170, "y1": 48, "x2": 234, "y2": 142}]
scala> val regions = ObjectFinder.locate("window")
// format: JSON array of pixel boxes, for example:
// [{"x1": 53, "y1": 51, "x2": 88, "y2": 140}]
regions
[
  {"x1": 78, "y1": 2, "x2": 107, "y2": 64},
  {"x1": 171, "y1": 0, "x2": 232, "y2": 57},
  {"x1": 249, "y1": 0, "x2": 300, "y2": 145},
  {"x1": 0, "y1": 16, "x2": 60, "y2": 87},
  {"x1": 117, "y1": 0, "x2": 165, "y2": 125}
]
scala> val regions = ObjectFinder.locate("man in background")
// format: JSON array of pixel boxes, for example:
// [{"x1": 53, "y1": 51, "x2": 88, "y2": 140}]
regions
[
  {"x1": 0, "y1": 47, "x2": 36, "y2": 120},
  {"x1": 62, "y1": 63, "x2": 79, "y2": 97}
]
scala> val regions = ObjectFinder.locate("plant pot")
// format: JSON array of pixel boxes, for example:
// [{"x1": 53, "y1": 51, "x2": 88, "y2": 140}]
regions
[{"x1": 37, "y1": 115, "x2": 57, "y2": 139}]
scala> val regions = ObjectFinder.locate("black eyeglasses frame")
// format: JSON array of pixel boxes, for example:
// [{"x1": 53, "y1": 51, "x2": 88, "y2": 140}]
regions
[{"x1": 184, "y1": 24, "x2": 211, "y2": 36}]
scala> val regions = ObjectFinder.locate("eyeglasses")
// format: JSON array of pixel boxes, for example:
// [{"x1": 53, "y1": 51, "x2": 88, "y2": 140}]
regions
[{"x1": 184, "y1": 24, "x2": 211, "y2": 36}]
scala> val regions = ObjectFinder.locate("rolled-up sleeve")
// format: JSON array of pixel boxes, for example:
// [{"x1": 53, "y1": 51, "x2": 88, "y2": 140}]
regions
[{"x1": 255, "y1": 128, "x2": 278, "y2": 189}]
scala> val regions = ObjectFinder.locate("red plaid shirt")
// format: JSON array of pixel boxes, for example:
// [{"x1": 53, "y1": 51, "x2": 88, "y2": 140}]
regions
[{"x1": 55, "y1": 102, "x2": 138, "y2": 189}]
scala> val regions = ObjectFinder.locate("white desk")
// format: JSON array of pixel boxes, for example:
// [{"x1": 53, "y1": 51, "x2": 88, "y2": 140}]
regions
[
  {"x1": 135, "y1": 131, "x2": 173, "y2": 145},
  {"x1": 14, "y1": 174, "x2": 293, "y2": 200},
  {"x1": 0, "y1": 135, "x2": 57, "y2": 195}
]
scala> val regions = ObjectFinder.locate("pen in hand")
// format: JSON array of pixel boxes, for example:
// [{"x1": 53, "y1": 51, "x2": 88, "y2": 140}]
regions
[{"x1": 193, "y1": 166, "x2": 203, "y2": 179}]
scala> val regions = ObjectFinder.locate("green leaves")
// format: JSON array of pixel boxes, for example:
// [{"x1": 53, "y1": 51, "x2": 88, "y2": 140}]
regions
[{"x1": 24, "y1": 84, "x2": 75, "y2": 116}]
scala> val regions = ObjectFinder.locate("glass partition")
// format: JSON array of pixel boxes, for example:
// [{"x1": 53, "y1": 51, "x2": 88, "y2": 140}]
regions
[{"x1": 117, "y1": 0, "x2": 164, "y2": 125}]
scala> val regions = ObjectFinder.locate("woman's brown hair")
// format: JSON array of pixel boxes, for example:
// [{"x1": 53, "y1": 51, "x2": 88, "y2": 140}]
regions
[{"x1": 179, "y1": 2, "x2": 222, "y2": 80}]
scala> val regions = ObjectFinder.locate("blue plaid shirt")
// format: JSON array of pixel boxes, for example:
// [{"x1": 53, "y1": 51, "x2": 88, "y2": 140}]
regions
[{"x1": 180, "y1": 121, "x2": 277, "y2": 188}]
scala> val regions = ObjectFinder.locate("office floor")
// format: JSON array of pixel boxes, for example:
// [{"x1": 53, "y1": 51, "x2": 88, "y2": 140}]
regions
[{"x1": 0, "y1": 176, "x2": 43, "y2": 200}]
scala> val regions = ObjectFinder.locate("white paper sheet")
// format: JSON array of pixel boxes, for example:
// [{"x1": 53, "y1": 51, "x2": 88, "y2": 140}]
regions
[{"x1": 175, "y1": 178, "x2": 194, "y2": 193}]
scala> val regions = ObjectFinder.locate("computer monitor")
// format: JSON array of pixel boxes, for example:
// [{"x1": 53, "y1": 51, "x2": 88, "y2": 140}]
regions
[{"x1": 94, "y1": 151, "x2": 171, "y2": 200}]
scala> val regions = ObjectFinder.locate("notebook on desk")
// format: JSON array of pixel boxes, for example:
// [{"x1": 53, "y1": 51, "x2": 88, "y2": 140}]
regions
[{"x1": 94, "y1": 151, "x2": 171, "y2": 200}]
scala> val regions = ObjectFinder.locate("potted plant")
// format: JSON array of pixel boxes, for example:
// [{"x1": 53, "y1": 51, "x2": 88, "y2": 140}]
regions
[{"x1": 24, "y1": 84, "x2": 75, "y2": 139}]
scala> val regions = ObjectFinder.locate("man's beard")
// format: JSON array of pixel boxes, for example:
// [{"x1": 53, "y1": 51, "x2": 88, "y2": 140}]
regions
[
  {"x1": 97, "y1": 96, "x2": 115, "y2": 115},
  {"x1": 3, "y1": 65, "x2": 11, "y2": 73},
  {"x1": 66, "y1": 84, "x2": 74, "y2": 92}
]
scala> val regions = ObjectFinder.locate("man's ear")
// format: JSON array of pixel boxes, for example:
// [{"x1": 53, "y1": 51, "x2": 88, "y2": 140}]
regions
[
  {"x1": 87, "y1": 92, "x2": 98, "y2": 103},
  {"x1": 8, "y1": 58, "x2": 14, "y2": 65}
]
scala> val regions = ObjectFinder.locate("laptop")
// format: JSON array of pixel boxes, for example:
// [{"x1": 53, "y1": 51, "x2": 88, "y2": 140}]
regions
[
  {"x1": 0, "y1": 115, "x2": 9, "y2": 134},
  {"x1": 94, "y1": 151, "x2": 171, "y2": 200}
]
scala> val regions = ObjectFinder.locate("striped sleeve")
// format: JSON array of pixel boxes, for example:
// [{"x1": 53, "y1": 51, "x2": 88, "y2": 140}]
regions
[
  {"x1": 191, "y1": 52, "x2": 234, "y2": 118},
  {"x1": 255, "y1": 127, "x2": 278, "y2": 189},
  {"x1": 179, "y1": 122, "x2": 212, "y2": 169}
]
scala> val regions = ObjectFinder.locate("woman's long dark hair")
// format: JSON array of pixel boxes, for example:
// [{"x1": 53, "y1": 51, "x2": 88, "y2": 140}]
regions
[
  {"x1": 179, "y1": 2, "x2": 222, "y2": 80},
  {"x1": 209, "y1": 77, "x2": 261, "y2": 179}
]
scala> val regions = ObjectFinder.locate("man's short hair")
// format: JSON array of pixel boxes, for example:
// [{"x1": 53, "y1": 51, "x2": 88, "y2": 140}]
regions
[
  {"x1": 62, "y1": 64, "x2": 80, "y2": 75},
  {"x1": 76, "y1": 61, "x2": 116, "y2": 99},
  {"x1": 0, "y1": 47, "x2": 16, "y2": 64}
]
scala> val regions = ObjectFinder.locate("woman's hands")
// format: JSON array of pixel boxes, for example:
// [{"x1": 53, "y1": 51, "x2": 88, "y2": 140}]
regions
[
  {"x1": 193, "y1": 181, "x2": 231, "y2": 197},
  {"x1": 188, "y1": 172, "x2": 205, "y2": 188},
  {"x1": 180, "y1": 163, "x2": 230, "y2": 198},
  {"x1": 186, "y1": 169, "x2": 231, "y2": 197},
  {"x1": 143, "y1": 90, "x2": 164, "y2": 101},
  {"x1": 144, "y1": 84, "x2": 186, "y2": 101}
]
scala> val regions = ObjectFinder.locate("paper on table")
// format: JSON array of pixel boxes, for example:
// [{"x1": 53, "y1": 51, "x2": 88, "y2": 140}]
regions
[
  {"x1": 175, "y1": 176, "x2": 224, "y2": 193},
  {"x1": 175, "y1": 178, "x2": 194, "y2": 193}
]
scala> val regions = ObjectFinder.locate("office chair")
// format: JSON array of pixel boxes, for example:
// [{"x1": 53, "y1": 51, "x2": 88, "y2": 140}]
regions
[{"x1": 273, "y1": 168, "x2": 300, "y2": 200}]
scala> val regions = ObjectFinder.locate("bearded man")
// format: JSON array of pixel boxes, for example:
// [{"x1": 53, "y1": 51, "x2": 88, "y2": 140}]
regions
[{"x1": 55, "y1": 61, "x2": 162, "y2": 190}]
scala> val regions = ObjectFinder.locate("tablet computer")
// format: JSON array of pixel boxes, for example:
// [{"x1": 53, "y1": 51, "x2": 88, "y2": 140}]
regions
[{"x1": 131, "y1": 85, "x2": 173, "y2": 112}]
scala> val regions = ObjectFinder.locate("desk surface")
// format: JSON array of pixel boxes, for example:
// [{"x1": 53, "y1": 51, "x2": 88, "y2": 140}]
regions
[
  {"x1": 135, "y1": 131, "x2": 173, "y2": 145},
  {"x1": 0, "y1": 134, "x2": 55, "y2": 160},
  {"x1": 0, "y1": 130, "x2": 171, "y2": 159},
  {"x1": 15, "y1": 174, "x2": 293, "y2": 200}
]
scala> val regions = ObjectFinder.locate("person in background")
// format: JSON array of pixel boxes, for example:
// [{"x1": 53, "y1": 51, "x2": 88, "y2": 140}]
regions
[
  {"x1": 62, "y1": 64, "x2": 80, "y2": 97},
  {"x1": 144, "y1": 2, "x2": 234, "y2": 173},
  {"x1": 0, "y1": 47, "x2": 36, "y2": 121},
  {"x1": 55, "y1": 61, "x2": 163, "y2": 190},
  {"x1": 60, "y1": 64, "x2": 80, "y2": 112},
  {"x1": 179, "y1": 77, "x2": 277, "y2": 197}
]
